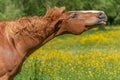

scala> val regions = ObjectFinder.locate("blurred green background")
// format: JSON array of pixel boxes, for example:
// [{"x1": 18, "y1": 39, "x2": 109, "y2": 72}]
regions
[{"x1": 0, "y1": 0, "x2": 120, "y2": 25}]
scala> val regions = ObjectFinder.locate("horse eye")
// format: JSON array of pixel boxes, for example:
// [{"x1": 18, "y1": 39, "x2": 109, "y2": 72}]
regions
[{"x1": 71, "y1": 13, "x2": 78, "y2": 18}]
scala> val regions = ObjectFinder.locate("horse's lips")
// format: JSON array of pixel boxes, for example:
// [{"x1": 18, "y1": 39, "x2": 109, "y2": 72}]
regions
[
  {"x1": 100, "y1": 20, "x2": 106, "y2": 24},
  {"x1": 97, "y1": 18, "x2": 107, "y2": 25}
]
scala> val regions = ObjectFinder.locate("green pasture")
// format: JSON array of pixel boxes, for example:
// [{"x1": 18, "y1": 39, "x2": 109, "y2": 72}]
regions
[{"x1": 15, "y1": 26, "x2": 120, "y2": 80}]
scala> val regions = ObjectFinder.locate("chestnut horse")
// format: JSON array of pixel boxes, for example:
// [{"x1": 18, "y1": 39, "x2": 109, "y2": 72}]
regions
[{"x1": 0, "y1": 7, "x2": 107, "y2": 80}]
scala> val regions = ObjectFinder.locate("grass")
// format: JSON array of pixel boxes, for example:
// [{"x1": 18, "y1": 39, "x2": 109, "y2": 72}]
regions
[{"x1": 15, "y1": 26, "x2": 120, "y2": 80}]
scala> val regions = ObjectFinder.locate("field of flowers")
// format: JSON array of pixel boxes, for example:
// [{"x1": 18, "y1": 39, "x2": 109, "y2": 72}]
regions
[{"x1": 15, "y1": 26, "x2": 120, "y2": 80}]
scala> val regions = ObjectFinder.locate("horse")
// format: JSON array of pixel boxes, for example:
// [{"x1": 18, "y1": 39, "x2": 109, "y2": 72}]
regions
[{"x1": 0, "y1": 6, "x2": 107, "y2": 80}]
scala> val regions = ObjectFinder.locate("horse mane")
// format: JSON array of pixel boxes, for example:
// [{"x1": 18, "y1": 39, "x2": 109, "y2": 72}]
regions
[
  {"x1": 5, "y1": 6, "x2": 66, "y2": 42},
  {"x1": 5, "y1": 16, "x2": 42, "y2": 38}
]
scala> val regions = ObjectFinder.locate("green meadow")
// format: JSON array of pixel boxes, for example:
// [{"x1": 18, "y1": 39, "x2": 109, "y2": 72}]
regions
[{"x1": 15, "y1": 26, "x2": 120, "y2": 80}]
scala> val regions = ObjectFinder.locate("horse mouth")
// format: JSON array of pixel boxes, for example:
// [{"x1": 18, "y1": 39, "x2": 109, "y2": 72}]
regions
[
  {"x1": 97, "y1": 16, "x2": 107, "y2": 25},
  {"x1": 85, "y1": 18, "x2": 107, "y2": 29},
  {"x1": 99, "y1": 20, "x2": 107, "y2": 24}
]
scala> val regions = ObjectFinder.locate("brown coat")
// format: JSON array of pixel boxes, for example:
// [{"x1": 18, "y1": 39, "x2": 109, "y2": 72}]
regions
[{"x1": 0, "y1": 6, "x2": 107, "y2": 80}]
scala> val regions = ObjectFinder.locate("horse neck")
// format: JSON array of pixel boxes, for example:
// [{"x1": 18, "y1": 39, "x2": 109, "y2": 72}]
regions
[{"x1": 5, "y1": 17, "x2": 56, "y2": 58}]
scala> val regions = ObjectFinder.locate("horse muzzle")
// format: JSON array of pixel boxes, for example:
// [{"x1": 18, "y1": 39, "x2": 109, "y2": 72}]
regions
[{"x1": 97, "y1": 11, "x2": 107, "y2": 25}]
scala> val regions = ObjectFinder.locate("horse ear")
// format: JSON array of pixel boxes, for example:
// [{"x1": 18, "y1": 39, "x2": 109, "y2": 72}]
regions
[
  {"x1": 53, "y1": 6, "x2": 66, "y2": 20},
  {"x1": 45, "y1": 7, "x2": 67, "y2": 33},
  {"x1": 57, "y1": 6, "x2": 66, "y2": 14},
  {"x1": 45, "y1": 5, "x2": 51, "y2": 16},
  {"x1": 44, "y1": 6, "x2": 66, "y2": 20}
]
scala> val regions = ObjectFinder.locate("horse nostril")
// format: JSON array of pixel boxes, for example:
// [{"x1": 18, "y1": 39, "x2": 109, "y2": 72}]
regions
[
  {"x1": 99, "y1": 12, "x2": 104, "y2": 16},
  {"x1": 98, "y1": 11, "x2": 106, "y2": 19}
]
